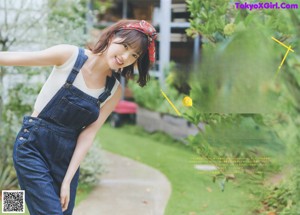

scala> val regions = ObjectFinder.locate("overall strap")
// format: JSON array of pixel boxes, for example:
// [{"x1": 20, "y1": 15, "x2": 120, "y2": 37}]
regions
[
  {"x1": 66, "y1": 47, "x2": 88, "y2": 85},
  {"x1": 98, "y1": 75, "x2": 116, "y2": 104}
]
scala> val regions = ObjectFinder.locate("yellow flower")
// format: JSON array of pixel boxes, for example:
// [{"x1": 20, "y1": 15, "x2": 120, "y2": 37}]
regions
[{"x1": 182, "y1": 96, "x2": 193, "y2": 107}]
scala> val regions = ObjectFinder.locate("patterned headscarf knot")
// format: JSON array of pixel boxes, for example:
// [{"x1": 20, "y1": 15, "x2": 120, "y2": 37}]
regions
[{"x1": 120, "y1": 20, "x2": 157, "y2": 63}]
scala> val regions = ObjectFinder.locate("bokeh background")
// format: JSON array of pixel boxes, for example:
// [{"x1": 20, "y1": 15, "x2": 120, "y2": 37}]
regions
[{"x1": 1, "y1": 0, "x2": 300, "y2": 214}]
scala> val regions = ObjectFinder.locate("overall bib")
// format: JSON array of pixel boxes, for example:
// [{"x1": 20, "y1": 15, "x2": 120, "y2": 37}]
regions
[{"x1": 12, "y1": 47, "x2": 116, "y2": 215}]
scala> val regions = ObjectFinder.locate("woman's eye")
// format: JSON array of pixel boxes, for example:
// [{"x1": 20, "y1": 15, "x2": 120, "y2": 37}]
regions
[
  {"x1": 133, "y1": 54, "x2": 138, "y2": 59},
  {"x1": 123, "y1": 44, "x2": 128, "y2": 49}
]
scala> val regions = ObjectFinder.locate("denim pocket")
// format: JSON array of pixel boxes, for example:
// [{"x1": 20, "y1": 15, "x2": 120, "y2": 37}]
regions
[{"x1": 50, "y1": 97, "x2": 95, "y2": 129}]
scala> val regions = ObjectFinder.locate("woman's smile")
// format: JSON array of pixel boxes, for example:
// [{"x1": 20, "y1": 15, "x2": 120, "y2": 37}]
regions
[{"x1": 115, "y1": 56, "x2": 124, "y2": 66}]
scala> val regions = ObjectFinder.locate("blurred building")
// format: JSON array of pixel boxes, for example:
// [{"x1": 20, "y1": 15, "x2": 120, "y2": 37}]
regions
[{"x1": 91, "y1": 0, "x2": 200, "y2": 88}]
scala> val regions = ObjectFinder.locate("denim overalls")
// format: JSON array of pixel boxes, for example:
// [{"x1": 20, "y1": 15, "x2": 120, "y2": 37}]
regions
[{"x1": 13, "y1": 47, "x2": 116, "y2": 215}]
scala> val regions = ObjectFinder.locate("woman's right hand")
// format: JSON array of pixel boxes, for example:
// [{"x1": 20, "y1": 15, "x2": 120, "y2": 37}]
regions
[{"x1": 60, "y1": 180, "x2": 70, "y2": 212}]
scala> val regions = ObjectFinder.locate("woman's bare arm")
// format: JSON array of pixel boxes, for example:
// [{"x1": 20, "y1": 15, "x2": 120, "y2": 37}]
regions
[{"x1": 0, "y1": 44, "x2": 76, "y2": 67}]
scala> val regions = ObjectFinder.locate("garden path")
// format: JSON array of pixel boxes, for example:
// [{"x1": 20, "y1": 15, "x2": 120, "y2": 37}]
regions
[{"x1": 73, "y1": 150, "x2": 172, "y2": 215}]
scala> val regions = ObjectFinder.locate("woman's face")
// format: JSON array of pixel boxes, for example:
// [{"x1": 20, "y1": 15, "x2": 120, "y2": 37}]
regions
[{"x1": 105, "y1": 37, "x2": 140, "y2": 70}]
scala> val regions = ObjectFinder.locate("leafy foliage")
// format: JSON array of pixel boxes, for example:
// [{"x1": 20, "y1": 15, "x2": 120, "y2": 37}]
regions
[
  {"x1": 186, "y1": 0, "x2": 232, "y2": 43},
  {"x1": 46, "y1": 0, "x2": 89, "y2": 46},
  {"x1": 0, "y1": 157, "x2": 18, "y2": 191},
  {"x1": 185, "y1": 0, "x2": 300, "y2": 201},
  {"x1": 128, "y1": 76, "x2": 183, "y2": 115},
  {"x1": 0, "y1": 71, "x2": 41, "y2": 189}
]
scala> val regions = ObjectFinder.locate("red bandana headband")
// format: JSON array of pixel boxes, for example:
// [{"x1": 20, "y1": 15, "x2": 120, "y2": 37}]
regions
[{"x1": 120, "y1": 20, "x2": 157, "y2": 63}]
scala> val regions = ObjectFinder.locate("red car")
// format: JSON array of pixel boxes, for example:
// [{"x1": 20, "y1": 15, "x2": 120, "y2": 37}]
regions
[{"x1": 109, "y1": 100, "x2": 137, "y2": 127}]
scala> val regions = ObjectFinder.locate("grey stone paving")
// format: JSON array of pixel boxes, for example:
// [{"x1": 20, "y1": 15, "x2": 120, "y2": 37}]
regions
[{"x1": 73, "y1": 151, "x2": 171, "y2": 215}]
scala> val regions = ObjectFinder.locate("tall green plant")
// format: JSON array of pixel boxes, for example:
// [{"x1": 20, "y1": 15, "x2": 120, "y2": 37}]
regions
[{"x1": 185, "y1": 0, "x2": 300, "y2": 200}]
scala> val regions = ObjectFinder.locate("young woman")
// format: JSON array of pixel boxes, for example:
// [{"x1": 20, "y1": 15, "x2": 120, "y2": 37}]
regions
[{"x1": 0, "y1": 19, "x2": 157, "y2": 215}]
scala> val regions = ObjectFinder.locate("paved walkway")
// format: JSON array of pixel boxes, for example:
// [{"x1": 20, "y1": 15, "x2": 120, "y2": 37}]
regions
[{"x1": 73, "y1": 150, "x2": 172, "y2": 215}]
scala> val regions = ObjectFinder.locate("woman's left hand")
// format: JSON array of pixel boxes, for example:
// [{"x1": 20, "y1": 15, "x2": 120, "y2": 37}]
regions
[{"x1": 60, "y1": 181, "x2": 70, "y2": 212}]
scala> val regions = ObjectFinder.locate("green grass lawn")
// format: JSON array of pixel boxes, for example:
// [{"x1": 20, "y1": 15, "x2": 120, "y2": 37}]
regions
[{"x1": 96, "y1": 123, "x2": 264, "y2": 215}]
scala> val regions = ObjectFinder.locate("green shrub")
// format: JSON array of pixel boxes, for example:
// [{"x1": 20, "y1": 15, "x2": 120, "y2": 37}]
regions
[
  {"x1": 128, "y1": 71, "x2": 184, "y2": 115},
  {"x1": 0, "y1": 149, "x2": 18, "y2": 191},
  {"x1": 0, "y1": 76, "x2": 40, "y2": 190},
  {"x1": 79, "y1": 144, "x2": 106, "y2": 185}
]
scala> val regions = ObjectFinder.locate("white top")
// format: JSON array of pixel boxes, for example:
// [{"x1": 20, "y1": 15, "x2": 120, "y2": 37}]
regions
[{"x1": 34, "y1": 47, "x2": 120, "y2": 112}]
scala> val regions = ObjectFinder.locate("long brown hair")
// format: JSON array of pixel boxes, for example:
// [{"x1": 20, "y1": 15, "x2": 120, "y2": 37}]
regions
[{"x1": 92, "y1": 20, "x2": 153, "y2": 87}]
